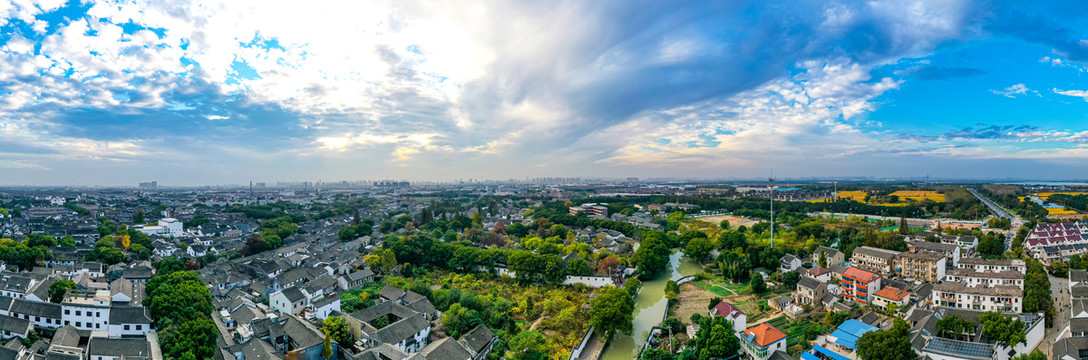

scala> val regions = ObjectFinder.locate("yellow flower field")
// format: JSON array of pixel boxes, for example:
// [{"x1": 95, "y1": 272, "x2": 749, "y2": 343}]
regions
[
  {"x1": 889, "y1": 190, "x2": 946, "y2": 203},
  {"x1": 1036, "y1": 192, "x2": 1088, "y2": 199},
  {"x1": 836, "y1": 191, "x2": 869, "y2": 203},
  {"x1": 1048, "y1": 207, "x2": 1078, "y2": 215}
]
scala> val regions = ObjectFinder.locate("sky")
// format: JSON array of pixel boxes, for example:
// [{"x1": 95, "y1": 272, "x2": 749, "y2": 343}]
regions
[{"x1": 2, "y1": 0, "x2": 1088, "y2": 185}]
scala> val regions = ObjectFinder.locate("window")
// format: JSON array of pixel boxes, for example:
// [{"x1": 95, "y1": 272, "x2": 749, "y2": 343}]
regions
[
  {"x1": 64, "y1": 309, "x2": 70, "y2": 315},
  {"x1": 97, "y1": 312, "x2": 101, "y2": 317},
  {"x1": 96, "y1": 323, "x2": 100, "y2": 329},
  {"x1": 76, "y1": 322, "x2": 81, "y2": 327},
  {"x1": 136, "y1": 325, "x2": 142, "y2": 330},
  {"x1": 76, "y1": 310, "x2": 81, "y2": 316},
  {"x1": 124, "y1": 325, "x2": 130, "y2": 330}
]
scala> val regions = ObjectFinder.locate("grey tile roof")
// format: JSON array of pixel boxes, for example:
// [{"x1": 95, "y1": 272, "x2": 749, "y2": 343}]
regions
[
  {"x1": 344, "y1": 269, "x2": 374, "y2": 282},
  {"x1": 372, "y1": 314, "x2": 429, "y2": 345},
  {"x1": 280, "y1": 287, "x2": 306, "y2": 303},
  {"x1": 797, "y1": 277, "x2": 821, "y2": 291},
  {"x1": 461, "y1": 325, "x2": 496, "y2": 354},
  {"x1": 0, "y1": 314, "x2": 31, "y2": 336},
  {"x1": 10, "y1": 298, "x2": 61, "y2": 319},
  {"x1": 87, "y1": 337, "x2": 150, "y2": 358},
  {"x1": 420, "y1": 337, "x2": 471, "y2": 360},
  {"x1": 108, "y1": 306, "x2": 153, "y2": 324},
  {"x1": 279, "y1": 316, "x2": 324, "y2": 349},
  {"x1": 50, "y1": 326, "x2": 81, "y2": 348},
  {"x1": 352, "y1": 301, "x2": 418, "y2": 324},
  {"x1": 239, "y1": 338, "x2": 280, "y2": 360}
]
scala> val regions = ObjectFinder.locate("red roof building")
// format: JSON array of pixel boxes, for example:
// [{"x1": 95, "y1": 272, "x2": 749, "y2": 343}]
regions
[{"x1": 841, "y1": 266, "x2": 882, "y2": 304}]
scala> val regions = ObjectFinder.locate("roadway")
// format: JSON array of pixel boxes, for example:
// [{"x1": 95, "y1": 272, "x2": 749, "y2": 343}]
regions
[
  {"x1": 1041, "y1": 275, "x2": 1070, "y2": 357},
  {"x1": 966, "y1": 188, "x2": 1017, "y2": 220},
  {"x1": 965, "y1": 188, "x2": 1023, "y2": 250}
]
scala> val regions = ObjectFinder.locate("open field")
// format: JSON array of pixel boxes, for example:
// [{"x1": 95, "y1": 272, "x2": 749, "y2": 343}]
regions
[
  {"x1": 1048, "y1": 208, "x2": 1078, "y2": 215},
  {"x1": 695, "y1": 215, "x2": 759, "y2": 228},
  {"x1": 1037, "y1": 192, "x2": 1088, "y2": 199},
  {"x1": 835, "y1": 191, "x2": 868, "y2": 203},
  {"x1": 889, "y1": 190, "x2": 946, "y2": 202}
]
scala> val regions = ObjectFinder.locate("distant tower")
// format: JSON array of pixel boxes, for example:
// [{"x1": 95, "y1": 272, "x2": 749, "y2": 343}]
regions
[{"x1": 250, "y1": 181, "x2": 254, "y2": 198}]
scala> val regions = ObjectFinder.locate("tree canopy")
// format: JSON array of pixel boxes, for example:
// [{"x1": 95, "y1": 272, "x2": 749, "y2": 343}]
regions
[
  {"x1": 856, "y1": 319, "x2": 917, "y2": 360},
  {"x1": 588, "y1": 287, "x2": 634, "y2": 340}
]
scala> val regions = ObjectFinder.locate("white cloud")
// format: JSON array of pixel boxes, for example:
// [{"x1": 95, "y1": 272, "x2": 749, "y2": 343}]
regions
[
  {"x1": 990, "y1": 83, "x2": 1036, "y2": 98},
  {"x1": 1053, "y1": 88, "x2": 1088, "y2": 101}
]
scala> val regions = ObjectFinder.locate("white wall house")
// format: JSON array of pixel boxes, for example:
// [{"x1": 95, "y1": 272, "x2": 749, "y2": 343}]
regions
[
  {"x1": 269, "y1": 287, "x2": 308, "y2": 315},
  {"x1": 135, "y1": 218, "x2": 184, "y2": 237}
]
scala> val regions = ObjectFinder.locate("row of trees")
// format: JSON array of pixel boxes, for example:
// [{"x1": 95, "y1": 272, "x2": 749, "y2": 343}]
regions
[{"x1": 145, "y1": 266, "x2": 217, "y2": 360}]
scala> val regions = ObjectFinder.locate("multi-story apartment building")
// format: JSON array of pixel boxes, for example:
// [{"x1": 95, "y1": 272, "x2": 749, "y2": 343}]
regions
[
  {"x1": 931, "y1": 282, "x2": 1022, "y2": 313},
  {"x1": 811, "y1": 246, "x2": 844, "y2": 266},
  {"x1": 897, "y1": 250, "x2": 947, "y2": 283},
  {"x1": 908, "y1": 240, "x2": 960, "y2": 266},
  {"x1": 850, "y1": 246, "x2": 900, "y2": 274},
  {"x1": 957, "y1": 258, "x2": 1027, "y2": 274},
  {"x1": 945, "y1": 268, "x2": 1025, "y2": 289},
  {"x1": 841, "y1": 267, "x2": 882, "y2": 305}
]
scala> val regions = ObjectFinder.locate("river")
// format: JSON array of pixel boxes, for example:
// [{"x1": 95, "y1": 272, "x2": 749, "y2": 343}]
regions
[{"x1": 599, "y1": 251, "x2": 702, "y2": 360}]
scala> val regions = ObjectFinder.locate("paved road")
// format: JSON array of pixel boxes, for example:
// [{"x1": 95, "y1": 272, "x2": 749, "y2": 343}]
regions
[
  {"x1": 1041, "y1": 275, "x2": 1070, "y2": 357},
  {"x1": 966, "y1": 188, "x2": 1017, "y2": 221}
]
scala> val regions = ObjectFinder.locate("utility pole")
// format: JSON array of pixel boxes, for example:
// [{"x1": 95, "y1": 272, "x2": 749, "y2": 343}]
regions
[{"x1": 769, "y1": 175, "x2": 776, "y2": 249}]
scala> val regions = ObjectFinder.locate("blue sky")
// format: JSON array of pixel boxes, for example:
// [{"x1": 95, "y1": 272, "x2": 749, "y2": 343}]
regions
[{"x1": 2, "y1": 0, "x2": 1088, "y2": 185}]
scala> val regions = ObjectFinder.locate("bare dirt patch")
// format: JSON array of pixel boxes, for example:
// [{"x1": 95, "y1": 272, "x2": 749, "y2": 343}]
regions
[{"x1": 694, "y1": 215, "x2": 758, "y2": 228}]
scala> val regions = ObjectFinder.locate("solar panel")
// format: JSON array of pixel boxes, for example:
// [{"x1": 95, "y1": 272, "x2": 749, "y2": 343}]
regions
[{"x1": 923, "y1": 337, "x2": 995, "y2": 360}]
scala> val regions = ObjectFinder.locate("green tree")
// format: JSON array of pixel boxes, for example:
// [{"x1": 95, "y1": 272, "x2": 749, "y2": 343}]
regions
[
  {"x1": 1024, "y1": 260, "x2": 1055, "y2": 326},
  {"x1": 935, "y1": 314, "x2": 973, "y2": 340},
  {"x1": 641, "y1": 348, "x2": 674, "y2": 360},
  {"x1": 322, "y1": 315, "x2": 353, "y2": 348},
  {"x1": 856, "y1": 318, "x2": 916, "y2": 360},
  {"x1": 155, "y1": 257, "x2": 186, "y2": 275},
  {"x1": 664, "y1": 280, "x2": 680, "y2": 300},
  {"x1": 818, "y1": 249, "x2": 827, "y2": 268},
  {"x1": 781, "y1": 271, "x2": 801, "y2": 290},
  {"x1": 979, "y1": 311, "x2": 1027, "y2": 348},
  {"x1": 58, "y1": 235, "x2": 76, "y2": 247},
  {"x1": 130, "y1": 244, "x2": 151, "y2": 260},
  {"x1": 441, "y1": 303, "x2": 483, "y2": 338},
  {"x1": 750, "y1": 273, "x2": 766, "y2": 294},
  {"x1": 381, "y1": 249, "x2": 397, "y2": 274},
  {"x1": 322, "y1": 334, "x2": 333, "y2": 360},
  {"x1": 508, "y1": 330, "x2": 548, "y2": 360},
  {"x1": 626, "y1": 277, "x2": 643, "y2": 298},
  {"x1": 683, "y1": 237, "x2": 714, "y2": 261},
  {"x1": 48, "y1": 280, "x2": 77, "y2": 303},
  {"x1": 1011, "y1": 350, "x2": 1047, "y2": 360},
  {"x1": 339, "y1": 226, "x2": 357, "y2": 242},
  {"x1": 588, "y1": 287, "x2": 635, "y2": 340},
  {"x1": 164, "y1": 318, "x2": 218, "y2": 360},
  {"x1": 977, "y1": 236, "x2": 1005, "y2": 259},
  {"x1": 899, "y1": 217, "x2": 908, "y2": 235},
  {"x1": 719, "y1": 220, "x2": 730, "y2": 229},
  {"x1": 134, "y1": 210, "x2": 145, "y2": 224},
  {"x1": 632, "y1": 232, "x2": 670, "y2": 278}
]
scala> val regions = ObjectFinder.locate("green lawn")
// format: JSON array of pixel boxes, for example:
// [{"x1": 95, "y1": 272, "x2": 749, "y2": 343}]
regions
[{"x1": 694, "y1": 281, "x2": 737, "y2": 297}]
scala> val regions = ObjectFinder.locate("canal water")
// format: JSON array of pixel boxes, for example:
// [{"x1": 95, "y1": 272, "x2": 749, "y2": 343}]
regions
[{"x1": 600, "y1": 251, "x2": 702, "y2": 360}]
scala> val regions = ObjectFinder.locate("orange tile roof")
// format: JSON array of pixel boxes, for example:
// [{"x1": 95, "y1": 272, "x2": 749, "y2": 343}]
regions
[
  {"x1": 842, "y1": 267, "x2": 880, "y2": 282},
  {"x1": 743, "y1": 323, "x2": 787, "y2": 347},
  {"x1": 873, "y1": 286, "x2": 910, "y2": 301}
]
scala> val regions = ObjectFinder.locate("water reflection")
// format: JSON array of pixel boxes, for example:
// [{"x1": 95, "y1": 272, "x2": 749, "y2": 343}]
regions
[{"x1": 599, "y1": 251, "x2": 701, "y2": 360}]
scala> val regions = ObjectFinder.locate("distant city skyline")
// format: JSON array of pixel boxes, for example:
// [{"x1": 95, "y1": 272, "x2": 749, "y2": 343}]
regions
[{"x1": 2, "y1": 1, "x2": 1088, "y2": 184}]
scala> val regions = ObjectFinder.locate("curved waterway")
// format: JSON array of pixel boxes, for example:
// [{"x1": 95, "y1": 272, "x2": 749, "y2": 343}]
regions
[{"x1": 599, "y1": 251, "x2": 702, "y2": 360}]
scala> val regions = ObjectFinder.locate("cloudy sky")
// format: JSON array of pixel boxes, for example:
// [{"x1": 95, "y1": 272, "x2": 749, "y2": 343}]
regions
[{"x1": 2, "y1": 0, "x2": 1088, "y2": 185}]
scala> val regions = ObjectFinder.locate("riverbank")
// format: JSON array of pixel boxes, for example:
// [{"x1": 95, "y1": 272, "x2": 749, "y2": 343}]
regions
[{"x1": 599, "y1": 251, "x2": 701, "y2": 360}]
